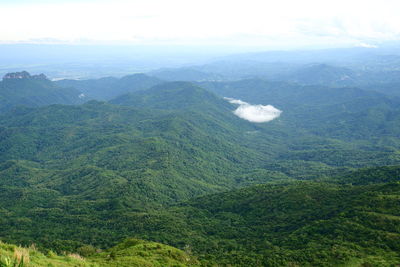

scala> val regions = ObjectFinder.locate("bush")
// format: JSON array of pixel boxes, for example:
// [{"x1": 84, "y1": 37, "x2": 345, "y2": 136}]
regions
[{"x1": 77, "y1": 245, "x2": 97, "y2": 257}]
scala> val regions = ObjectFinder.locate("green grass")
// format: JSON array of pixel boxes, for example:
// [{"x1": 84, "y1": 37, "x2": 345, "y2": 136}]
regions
[{"x1": 0, "y1": 239, "x2": 199, "y2": 267}]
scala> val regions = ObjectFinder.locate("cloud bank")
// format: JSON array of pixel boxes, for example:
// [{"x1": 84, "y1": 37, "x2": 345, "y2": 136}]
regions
[{"x1": 224, "y1": 97, "x2": 282, "y2": 123}]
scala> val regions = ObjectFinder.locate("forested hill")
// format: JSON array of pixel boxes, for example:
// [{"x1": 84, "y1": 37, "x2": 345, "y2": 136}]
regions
[
  {"x1": 3, "y1": 164, "x2": 399, "y2": 266},
  {"x1": 0, "y1": 71, "x2": 84, "y2": 112},
  {"x1": 56, "y1": 73, "x2": 162, "y2": 100},
  {"x1": 145, "y1": 167, "x2": 400, "y2": 266},
  {"x1": 110, "y1": 81, "x2": 232, "y2": 111},
  {"x1": 200, "y1": 78, "x2": 400, "y2": 144}
]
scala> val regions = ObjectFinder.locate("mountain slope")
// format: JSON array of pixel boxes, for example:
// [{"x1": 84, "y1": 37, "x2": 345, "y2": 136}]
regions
[
  {"x1": 200, "y1": 79, "x2": 400, "y2": 145},
  {"x1": 0, "y1": 83, "x2": 279, "y2": 251},
  {"x1": 280, "y1": 63, "x2": 357, "y2": 86},
  {"x1": 199, "y1": 78, "x2": 387, "y2": 108},
  {"x1": 149, "y1": 67, "x2": 222, "y2": 81},
  {"x1": 129, "y1": 167, "x2": 400, "y2": 266},
  {"x1": 56, "y1": 73, "x2": 162, "y2": 100},
  {"x1": 0, "y1": 71, "x2": 84, "y2": 112},
  {"x1": 110, "y1": 81, "x2": 235, "y2": 112},
  {"x1": 0, "y1": 100, "x2": 262, "y2": 204},
  {"x1": 0, "y1": 238, "x2": 199, "y2": 267}
]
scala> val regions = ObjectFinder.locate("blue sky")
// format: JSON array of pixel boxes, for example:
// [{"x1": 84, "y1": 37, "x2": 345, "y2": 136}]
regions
[{"x1": 1, "y1": 0, "x2": 399, "y2": 49}]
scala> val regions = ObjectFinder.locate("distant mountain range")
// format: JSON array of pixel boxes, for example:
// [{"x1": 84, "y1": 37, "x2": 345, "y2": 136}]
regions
[
  {"x1": 56, "y1": 73, "x2": 162, "y2": 100},
  {"x1": 0, "y1": 71, "x2": 84, "y2": 112}
]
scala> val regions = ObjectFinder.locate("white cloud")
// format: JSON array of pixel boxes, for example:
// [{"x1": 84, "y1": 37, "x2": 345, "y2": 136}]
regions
[
  {"x1": 356, "y1": 42, "x2": 378, "y2": 48},
  {"x1": 226, "y1": 98, "x2": 247, "y2": 105},
  {"x1": 225, "y1": 97, "x2": 282, "y2": 123}
]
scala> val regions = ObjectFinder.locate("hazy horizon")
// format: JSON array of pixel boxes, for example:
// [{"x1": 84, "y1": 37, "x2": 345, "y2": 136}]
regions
[{"x1": 2, "y1": 0, "x2": 400, "y2": 79}]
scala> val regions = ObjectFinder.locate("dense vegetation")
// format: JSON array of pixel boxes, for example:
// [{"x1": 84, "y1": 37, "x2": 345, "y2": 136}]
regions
[
  {"x1": 0, "y1": 72, "x2": 83, "y2": 112},
  {"x1": 1, "y1": 68, "x2": 400, "y2": 266},
  {"x1": 137, "y1": 167, "x2": 400, "y2": 266},
  {"x1": 2, "y1": 165, "x2": 399, "y2": 266}
]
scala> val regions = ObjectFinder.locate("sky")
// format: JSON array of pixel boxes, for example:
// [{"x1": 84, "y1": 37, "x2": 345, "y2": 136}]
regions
[{"x1": 1, "y1": 0, "x2": 400, "y2": 49}]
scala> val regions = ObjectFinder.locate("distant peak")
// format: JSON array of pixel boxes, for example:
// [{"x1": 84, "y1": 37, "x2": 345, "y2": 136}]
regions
[
  {"x1": 3, "y1": 71, "x2": 31, "y2": 80},
  {"x1": 32, "y1": 73, "x2": 48, "y2": 80},
  {"x1": 3, "y1": 71, "x2": 48, "y2": 81}
]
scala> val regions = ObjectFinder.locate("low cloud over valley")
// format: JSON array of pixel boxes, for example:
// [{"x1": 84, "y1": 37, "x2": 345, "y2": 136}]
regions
[{"x1": 224, "y1": 97, "x2": 282, "y2": 123}]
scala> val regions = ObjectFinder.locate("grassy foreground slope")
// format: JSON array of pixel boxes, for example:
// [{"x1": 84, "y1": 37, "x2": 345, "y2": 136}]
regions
[{"x1": 0, "y1": 238, "x2": 198, "y2": 267}]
